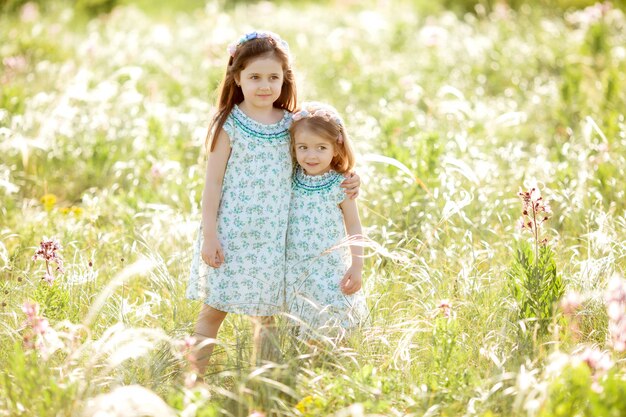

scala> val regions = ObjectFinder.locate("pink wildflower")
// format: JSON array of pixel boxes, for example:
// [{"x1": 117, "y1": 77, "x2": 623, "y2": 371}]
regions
[
  {"x1": 33, "y1": 237, "x2": 64, "y2": 284},
  {"x1": 560, "y1": 291, "x2": 584, "y2": 341},
  {"x1": 43, "y1": 272, "x2": 55, "y2": 286},
  {"x1": 174, "y1": 334, "x2": 198, "y2": 363},
  {"x1": 150, "y1": 163, "x2": 163, "y2": 180},
  {"x1": 32, "y1": 317, "x2": 49, "y2": 335},
  {"x1": 560, "y1": 291, "x2": 584, "y2": 316},
  {"x1": 438, "y1": 299, "x2": 452, "y2": 318},
  {"x1": 569, "y1": 347, "x2": 613, "y2": 392},
  {"x1": 183, "y1": 335, "x2": 197, "y2": 350},
  {"x1": 21, "y1": 300, "x2": 39, "y2": 320},
  {"x1": 22, "y1": 301, "x2": 47, "y2": 335},
  {"x1": 20, "y1": 2, "x2": 39, "y2": 22},
  {"x1": 517, "y1": 186, "x2": 552, "y2": 244},
  {"x1": 33, "y1": 237, "x2": 63, "y2": 265},
  {"x1": 3, "y1": 56, "x2": 27, "y2": 71},
  {"x1": 21, "y1": 300, "x2": 59, "y2": 356},
  {"x1": 605, "y1": 275, "x2": 626, "y2": 352},
  {"x1": 575, "y1": 347, "x2": 613, "y2": 374},
  {"x1": 492, "y1": 2, "x2": 511, "y2": 20}
]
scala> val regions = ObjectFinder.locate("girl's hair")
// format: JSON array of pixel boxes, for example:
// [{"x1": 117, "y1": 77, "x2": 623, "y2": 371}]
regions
[
  {"x1": 289, "y1": 102, "x2": 355, "y2": 174},
  {"x1": 206, "y1": 33, "x2": 297, "y2": 152}
]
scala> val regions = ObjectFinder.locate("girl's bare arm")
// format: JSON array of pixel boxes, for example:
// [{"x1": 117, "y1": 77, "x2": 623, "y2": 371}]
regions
[
  {"x1": 339, "y1": 198, "x2": 363, "y2": 294},
  {"x1": 201, "y1": 129, "x2": 231, "y2": 267}
]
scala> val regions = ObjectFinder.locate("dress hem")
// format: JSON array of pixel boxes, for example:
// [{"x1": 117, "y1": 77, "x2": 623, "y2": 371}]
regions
[{"x1": 186, "y1": 294, "x2": 282, "y2": 317}]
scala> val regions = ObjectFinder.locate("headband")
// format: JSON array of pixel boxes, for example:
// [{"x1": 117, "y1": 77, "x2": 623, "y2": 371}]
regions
[
  {"x1": 227, "y1": 30, "x2": 290, "y2": 57},
  {"x1": 292, "y1": 102, "x2": 345, "y2": 143}
]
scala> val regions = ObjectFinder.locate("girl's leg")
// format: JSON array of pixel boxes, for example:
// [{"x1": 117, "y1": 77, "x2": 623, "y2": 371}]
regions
[
  {"x1": 191, "y1": 304, "x2": 228, "y2": 376},
  {"x1": 251, "y1": 315, "x2": 280, "y2": 364}
]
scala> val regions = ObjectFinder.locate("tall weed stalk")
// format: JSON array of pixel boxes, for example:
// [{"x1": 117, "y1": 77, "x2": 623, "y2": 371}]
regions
[{"x1": 508, "y1": 187, "x2": 564, "y2": 354}]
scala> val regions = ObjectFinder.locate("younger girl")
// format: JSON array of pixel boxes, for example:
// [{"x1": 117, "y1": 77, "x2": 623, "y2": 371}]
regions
[
  {"x1": 186, "y1": 32, "x2": 359, "y2": 376},
  {"x1": 286, "y1": 102, "x2": 367, "y2": 339}
]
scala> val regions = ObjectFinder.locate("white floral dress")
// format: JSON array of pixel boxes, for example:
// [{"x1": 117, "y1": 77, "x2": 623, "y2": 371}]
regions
[
  {"x1": 186, "y1": 105, "x2": 292, "y2": 316},
  {"x1": 285, "y1": 167, "x2": 367, "y2": 337}
]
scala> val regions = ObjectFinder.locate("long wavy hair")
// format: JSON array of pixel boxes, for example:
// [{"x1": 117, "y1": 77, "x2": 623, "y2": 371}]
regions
[{"x1": 206, "y1": 37, "x2": 297, "y2": 152}]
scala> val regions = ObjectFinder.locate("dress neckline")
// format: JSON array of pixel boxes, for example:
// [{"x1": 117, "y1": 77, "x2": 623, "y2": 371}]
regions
[
  {"x1": 233, "y1": 104, "x2": 290, "y2": 129},
  {"x1": 294, "y1": 166, "x2": 342, "y2": 192}
]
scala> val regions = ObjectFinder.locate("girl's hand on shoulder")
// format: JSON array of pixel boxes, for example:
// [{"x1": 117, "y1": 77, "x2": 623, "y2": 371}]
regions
[
  {"x1": 340, "y1": 265, "x2": 362, "y2": 295},
  {"x1": 201, "y1": 235, "x2": 225, "y2": 268},
  {"x1": 341, "y1": 171, "x2": 361, "y2": 200}
]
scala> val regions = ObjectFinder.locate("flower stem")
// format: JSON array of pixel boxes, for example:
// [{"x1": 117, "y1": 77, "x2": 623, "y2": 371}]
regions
[{"x1": 532, "y1": 206, "x2": 538, "y2": 268}]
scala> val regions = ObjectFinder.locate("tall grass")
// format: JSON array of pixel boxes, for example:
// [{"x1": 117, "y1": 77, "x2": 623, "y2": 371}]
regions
[{"x1": 1, "y1": 1, "x2": 625, "y2": 416}]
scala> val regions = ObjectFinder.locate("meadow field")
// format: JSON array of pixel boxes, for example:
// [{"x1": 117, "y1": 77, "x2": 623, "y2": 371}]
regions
[{"x1": 1, "y1": 0, "x2": 626, "y2": 416}]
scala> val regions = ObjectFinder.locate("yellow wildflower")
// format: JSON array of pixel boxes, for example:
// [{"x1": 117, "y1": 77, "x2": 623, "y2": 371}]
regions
[
  {"x1": 71, "y1": 206, "x2": 84, "y2": 217},
  {"x1": 295, "y1": 395, "x2": 325, "y2": 415},
  {"x1": 40, "y1": 193, "x2": 57, "y2": 211},
  {"x1": 295, "y1": 396, "x2": 314, "y2": 413}
]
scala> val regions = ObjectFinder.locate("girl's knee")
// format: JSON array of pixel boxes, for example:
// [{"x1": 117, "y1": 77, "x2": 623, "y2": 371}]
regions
[
  {"x1": 198, "y1": 305, "x2": 227, "y2": 325},
  {"x1": 251, "y1": 315, "x2": 274, "y2": 326}
]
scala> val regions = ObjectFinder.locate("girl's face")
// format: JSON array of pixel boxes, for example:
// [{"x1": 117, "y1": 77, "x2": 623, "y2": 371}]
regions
[
  {"x1": 293, "y1": 128, "x2": 336, "y2": 176},
  {"x1": 236, "y1": 56, "x2": 284, "y2": 110}
]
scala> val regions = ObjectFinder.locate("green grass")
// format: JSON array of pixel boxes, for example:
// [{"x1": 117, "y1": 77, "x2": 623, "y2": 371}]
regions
[{"x1": 1, "y1": 1, "x2": 626, "y2": 416}]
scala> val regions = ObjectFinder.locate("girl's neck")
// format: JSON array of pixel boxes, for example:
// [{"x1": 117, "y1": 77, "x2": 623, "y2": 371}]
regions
[
  {"x1": 300, "y1": 166, "x2": 333, "y2": 177},
  {"x1": 237, "y1": 101, "x2": 283, "y2": 125}
]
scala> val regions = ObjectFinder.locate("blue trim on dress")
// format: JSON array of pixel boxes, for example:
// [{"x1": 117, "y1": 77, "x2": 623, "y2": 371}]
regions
[
  {"x1": 293, "y1": 167, "x2": 343, "y2": 193},
  {"x1": 230, "y1": 105, "x2": 292, "y2": 142}
]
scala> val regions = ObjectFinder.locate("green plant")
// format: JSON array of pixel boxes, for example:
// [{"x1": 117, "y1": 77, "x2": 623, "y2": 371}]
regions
[
  {"x1": 540, "y1": 357, "x2": 626, "y2": 417},
  {"x1": 0, "y1": 342, "x2": 80, "y2": 417},
  {"x1": 1, "y1": 2, "x2": 626, "y2": 415},
  {"x1": 508, "y1": 188, "x2": 564, "y2": 348}
]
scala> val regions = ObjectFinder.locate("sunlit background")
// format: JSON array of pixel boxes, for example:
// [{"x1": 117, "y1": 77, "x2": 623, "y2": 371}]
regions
[{"x1": 1, "y1": 0, "x2": 626, "y2": 416}]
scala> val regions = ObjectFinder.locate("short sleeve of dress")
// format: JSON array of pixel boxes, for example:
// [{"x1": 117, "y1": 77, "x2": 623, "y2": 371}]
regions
[
  {"x1": 284, "y1": 114, "x2": 294, "y2": 129},
  {"x1": 222, "y1": 113, "x2": 236, "y2": 143},
  {"x1": 330, "y1": 175, "x2": 347, "y2": 206}
]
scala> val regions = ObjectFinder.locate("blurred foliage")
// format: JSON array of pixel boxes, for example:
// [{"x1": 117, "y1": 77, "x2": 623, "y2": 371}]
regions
[
  {"x1": 2, "y1": 0, "x2": 626, "y2": 16},
  {"x1": 0, "y1": 0, "x2": 203, "y2": 15},
  {"x1": 540, "y1": 365, "x2": 626, "y2": 417},
  {"x1": 440, "y1": 0, "x2": 626, "y2": 14},
  {"x1": 1, "y1": 342, "x2": 80, "y2": 417},
  {"x1": 74, "y1": 0, "x2": 117, "y2": 15},
  {"x1": 1, "y1": 0, "x2": 625, "y2": 415}
]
